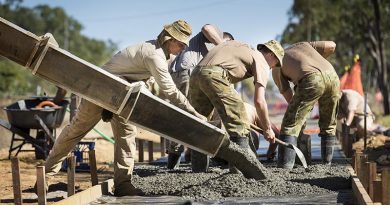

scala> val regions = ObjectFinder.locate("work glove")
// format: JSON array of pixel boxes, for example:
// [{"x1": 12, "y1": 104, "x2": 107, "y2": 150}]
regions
[{"x1": 101, "y1": 109, "x2": 113, "y2": 122}]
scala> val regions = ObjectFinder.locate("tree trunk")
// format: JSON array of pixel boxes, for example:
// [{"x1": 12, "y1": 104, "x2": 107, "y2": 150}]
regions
[{"x1": 371, "y1": 0, "x2": 389, "y2": 114}]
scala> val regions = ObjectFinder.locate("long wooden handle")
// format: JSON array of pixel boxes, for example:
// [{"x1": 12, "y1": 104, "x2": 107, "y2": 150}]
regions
[{"x1": 250, "y1": 124, "x2": 288, "y2": 147}]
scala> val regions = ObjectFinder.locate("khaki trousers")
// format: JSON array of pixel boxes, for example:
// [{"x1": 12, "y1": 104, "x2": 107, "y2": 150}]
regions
[{"x1": 44, "y1": 98, "x2": 136, "y2": 190}]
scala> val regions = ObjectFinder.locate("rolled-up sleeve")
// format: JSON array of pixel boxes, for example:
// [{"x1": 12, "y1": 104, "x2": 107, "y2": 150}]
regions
[
  {"x1": 144, "y1": 54, "x2": 197, "y2": 115},
  {"x1": 309, "y1": 41, "x2": 336, "y2": 58}
]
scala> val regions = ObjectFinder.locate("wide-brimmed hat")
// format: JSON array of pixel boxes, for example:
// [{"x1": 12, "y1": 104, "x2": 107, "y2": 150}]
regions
[
  {"x1": 164, "y1": 20, "x2": 192, "y2": 46},
  {"x1": 257, "y1": 40, "x2": 284, "y2": 67}
]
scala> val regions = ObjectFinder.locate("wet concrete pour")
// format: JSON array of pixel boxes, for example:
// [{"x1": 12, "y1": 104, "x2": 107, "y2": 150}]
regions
[
  {"x1": 89, "y1": 160, "x2": 352, "y2": 204},
  {"x1": 88, "y1": 134, "x2": 353, "y2": 204}
]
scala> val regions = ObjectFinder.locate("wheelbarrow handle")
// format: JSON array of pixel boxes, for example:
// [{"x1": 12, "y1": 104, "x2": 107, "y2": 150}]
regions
[{"x1": 250, "y1": 124, "x2": 288, "y2": 147}]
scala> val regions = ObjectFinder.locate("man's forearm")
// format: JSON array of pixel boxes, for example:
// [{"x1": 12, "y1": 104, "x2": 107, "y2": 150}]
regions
[
  {"x1": 254, "y1": 99, "x2": 272, "y2": 133},
  {"x1": 202, "y1": 24, "x2": 224, "y2": 45},
  {"x1": 346, "y1": 111, "x2": 355, "y2": 126}
]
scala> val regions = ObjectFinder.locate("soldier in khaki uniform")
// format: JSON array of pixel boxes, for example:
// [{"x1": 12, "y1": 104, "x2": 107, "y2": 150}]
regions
[
  {"x1": 338, "y1": 89, "x2": 375, "y2": 137},
  {"x1": 272, "y1": 41, "x2": 340, "y2": 168},
  {"x1": 189, "y1": 40, "x2": 283, "y2": 172},
  {"x1": 42, "y1": 20, "x2": 206, "y2": 196},
  {"x1": 166, "y1": 24, "x2": 234, "y2": 169}
]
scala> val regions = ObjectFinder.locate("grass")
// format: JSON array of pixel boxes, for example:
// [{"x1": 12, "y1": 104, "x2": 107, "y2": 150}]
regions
[{"x1": 375, "y1": 115, "x2": 390, "y2": 128}]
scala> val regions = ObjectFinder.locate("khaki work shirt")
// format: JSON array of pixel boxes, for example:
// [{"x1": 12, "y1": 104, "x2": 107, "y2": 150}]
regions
[
  {"x1": 272, "y1": 41, "x2": 335, "y2": 94},
  {"x1": 339, "y1": 89, "x2": 373, "y2": 117},
  {"x1": 198, "y1": 40, "x2": 270, "y2": 87},
  {"x1": 102, "y1": 40, "x2": 196, "y2": 114}
]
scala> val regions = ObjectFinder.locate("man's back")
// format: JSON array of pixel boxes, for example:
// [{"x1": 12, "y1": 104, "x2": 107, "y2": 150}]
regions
[
  {"x1": 282, "y1": 42, "x2": 334, "y2": 84},
  {"x1": 198, "y1": 40, "x2": 269, "y2": 85},
  {"x1": 340, "y1": 89, "x2": 372, "y2": 115},
  {"x1": 103, "y1": 40, "x2": 166, "y2": 82}
]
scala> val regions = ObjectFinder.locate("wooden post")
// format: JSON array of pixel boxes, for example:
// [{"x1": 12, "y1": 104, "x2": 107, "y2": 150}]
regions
[
  {"x1": 160, "y1": 137, "x2": 166, "y2": 157},
  {"x1": 361, "y1": 161, "x2": 369, "y2": 190},
  {"x1": 89, "y1": 150, "x2": 98, "y2": 186},
  {"x1": 373, "y1": 180, "x2": 382, "y2": 203},
  {"x1": 148, "y1": 141, "x2": 154, "y2": 161},
  {"x1": 354, "y1": 151, "x2": 362, "y2": 173},
  {"x1": 67, "y1": 155, "x2": 76, "y2": 197},
  {"x1": 138, "y1": 139, "x2": 144, "y2": 162},
  {"x1": 363, "y1": 92, "x2": 367, "y2": 151},
  {"x1": 367, "y1": 162, "x2": 377, "y2": 200},
  {"x1": 352, "y1": 149, "x2": 362, "y2": 170},
  {"x1": 382, "y1": 168, "x2": 390, "y2": 205},
  {"x1": 358, "y1": 154, "x2": 368, "y2": 180},
  {"x1": 345, "y1": 131, "x2": 352, "y2": 158},
  {"x1": 36, "y1": 166, "x2": 46, "y2": 205},
  {"x1": 342, "y1": 123, "x2": 354, "y2": 157},
  {"x1": 11, "y1": 157, "x2": 22, "y2": 205}
]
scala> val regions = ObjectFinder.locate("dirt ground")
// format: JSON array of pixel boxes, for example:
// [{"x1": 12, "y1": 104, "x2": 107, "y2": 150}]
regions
[
  {"x1": 0, "y1": 148, "x2": 114, "y2": 204},
  {"x1": 352, "y1": 133, "x2": 390, "y2": 168},
  {"x1": 0, "y1": 100, "x2": 164, "y2": 204}
]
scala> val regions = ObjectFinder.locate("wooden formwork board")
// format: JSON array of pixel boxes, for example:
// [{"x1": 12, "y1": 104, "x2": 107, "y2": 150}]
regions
[
  {"x1": 53, "y1": 179, "x2": 113, "y2": 205},
  {"x1": 348, "y1": 167, "x2": 381, "y2": 205}
]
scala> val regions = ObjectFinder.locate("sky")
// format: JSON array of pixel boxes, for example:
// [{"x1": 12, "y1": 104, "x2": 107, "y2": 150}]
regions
[{"x1": 21, "y1": 0, "x2": 293, "y2": 50}]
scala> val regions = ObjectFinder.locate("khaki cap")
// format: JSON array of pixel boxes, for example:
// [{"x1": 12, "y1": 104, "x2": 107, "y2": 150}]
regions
[
  {"x1": 257, "y1": 40, "x2": 284, "y2": 67},
  {"x1": 164, "y1": 20, "x2": 192, "y2": 46}
]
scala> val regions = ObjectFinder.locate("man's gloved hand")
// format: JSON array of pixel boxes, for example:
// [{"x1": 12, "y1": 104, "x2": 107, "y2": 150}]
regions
[{"x1": 101, "y1": 109, "x2": 113, "y2": 122}]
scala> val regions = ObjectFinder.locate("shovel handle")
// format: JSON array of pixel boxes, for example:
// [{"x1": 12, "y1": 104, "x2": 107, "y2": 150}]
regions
[{"x1": 250, "y1": 124, "x2": 288, "y2": 147}]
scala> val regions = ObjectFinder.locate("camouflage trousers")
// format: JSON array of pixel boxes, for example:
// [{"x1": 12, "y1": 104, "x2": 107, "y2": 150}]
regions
[
  {"x1": 281, "y1": 69, "x2": 340, "y2": 137},
  {"x1": 189, "y1": 65, "x2": 250, "y2": 138},
  {"x1": 166, "y1": 69, "x2": 190, "y2": 154}
]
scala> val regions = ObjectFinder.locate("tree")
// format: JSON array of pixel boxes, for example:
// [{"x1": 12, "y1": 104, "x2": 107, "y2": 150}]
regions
[
  {"x1": 0, "y1": 1, "x2": 117, "y2": 97},
  {"x1": 281, "y1": 0, "x2": 390, "y2": 115}
]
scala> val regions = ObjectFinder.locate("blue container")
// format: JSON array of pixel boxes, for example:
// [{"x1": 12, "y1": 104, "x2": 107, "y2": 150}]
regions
[{"x1": 61, "y1": 141, "x2": 95, "y2": 172}]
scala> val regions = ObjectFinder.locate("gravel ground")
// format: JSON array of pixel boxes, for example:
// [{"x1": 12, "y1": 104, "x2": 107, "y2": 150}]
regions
[{"x1": 129, "y1": 159, "x2": 351, "y2": 201}]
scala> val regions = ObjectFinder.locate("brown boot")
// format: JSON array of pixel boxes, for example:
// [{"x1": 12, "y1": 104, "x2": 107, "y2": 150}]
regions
[{"x1": 113, "y1": 183, "x2": 143, "y2": 196}]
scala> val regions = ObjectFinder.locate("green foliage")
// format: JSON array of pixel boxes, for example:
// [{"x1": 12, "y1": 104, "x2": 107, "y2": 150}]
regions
[
  {"x1": 281, "y1": 0, "x2": 390, "y2": 76},
  {"x1": 0, "y1": 1, "x2": 117, "y2": 97},
  {"x1": 375, "y1": 115, "x2": 390, "y2": 128},
  {"x1": 281, "y1": 0, "x2": 390, "y2": 115}
]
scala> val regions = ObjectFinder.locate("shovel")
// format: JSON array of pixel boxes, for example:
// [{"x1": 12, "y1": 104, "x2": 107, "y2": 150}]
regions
[{"x1": 250, "y1": 124, "x2": 308, "y2": 168}]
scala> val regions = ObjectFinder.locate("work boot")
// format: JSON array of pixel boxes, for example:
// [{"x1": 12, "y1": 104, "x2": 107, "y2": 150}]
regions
[
  {"x1": 191, "y1": 150, "x2": 209, "y2": 173},
  {"x1": 184, "y1": 149, "x2": 191, "y2": 163},
  {"x1": 229, "y1": 135, "x2": 256, "y2": 173},
  {"x1": 296, "y1": 132, "x2": 311, "y2": 166},
  {"x1": 113, "y1": 183, "x2": 143, "y2": 196},
  {"x1": 167, "y1": 153, "x2": 181, "y2": 170},
  {"x1": 277, "y1": 135, "x2": 297, "y2": 169},
  {"x1": 321, "y1": 135, "x2": 336, "y2": 165}
]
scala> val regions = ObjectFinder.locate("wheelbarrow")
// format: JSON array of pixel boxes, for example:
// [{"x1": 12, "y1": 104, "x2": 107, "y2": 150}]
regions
[{"x1": 1, "y1": 97, "x2": 68, "y2": 159}]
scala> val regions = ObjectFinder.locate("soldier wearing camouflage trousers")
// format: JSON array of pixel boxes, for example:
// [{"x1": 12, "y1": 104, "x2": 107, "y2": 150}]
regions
[
  {"x1": 272, "y1": 41, "x2": 340, "y2": 169},
  {"x1": 189, "y1": 40, "x2": 283, "y2": 172},
  {"x1": 166, "y1": 24, "x2": 234, "y2": 169}
]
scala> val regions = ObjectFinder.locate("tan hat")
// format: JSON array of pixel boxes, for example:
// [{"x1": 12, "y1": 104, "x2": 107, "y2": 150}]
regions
[
  {"x1": 164, "y1": 20, "x2": 192, "y2": 46},
  {"x1": 257, "y1": 40, "x2": 284, "y2": 67}
]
